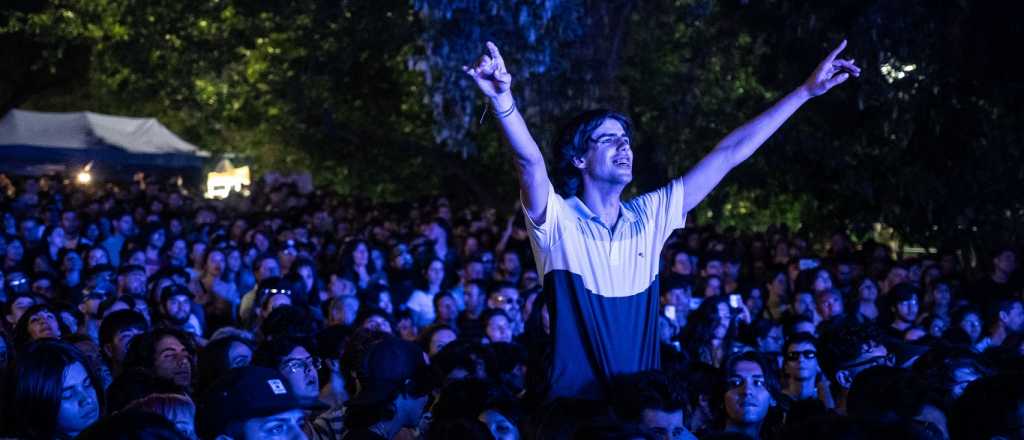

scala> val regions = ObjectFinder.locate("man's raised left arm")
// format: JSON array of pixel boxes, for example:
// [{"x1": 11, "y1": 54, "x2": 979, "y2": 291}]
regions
[{"x1": 679, "y1": 40, "x2": 860, "y2": 214}]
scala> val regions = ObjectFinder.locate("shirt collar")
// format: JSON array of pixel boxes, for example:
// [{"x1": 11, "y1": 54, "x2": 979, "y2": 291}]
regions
[{"x1": 566, "y1": 196, "x2": 637, "y2": 227}]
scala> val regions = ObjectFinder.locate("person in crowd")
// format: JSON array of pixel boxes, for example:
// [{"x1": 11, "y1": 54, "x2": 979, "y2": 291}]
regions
[
  {"x1": 778, "y1": 332, "x2": 833, "y2": 412},
  {"x1": 196, "y1": 366, "x2": 311, "y2": 440},
  {"x1": 417, "y1": 323, "x2": 458, "y2": 357},
  {"x1": 405, "y1": 257, "x2": 447, "y2": 328},
  {"x1": 482, "y1": 308, "x2": 513, "y2": 344},
  {"x1": 102, "y1": 210, "x2": 135, "y2": 267},
  {"x1": 13, "y1": 303, "x2": 68, "y2": 350},
  {"x1": 457, "y1": 279, "x2": 488, "y2": 342},
  {"x1": 159, "y1": 283, "x2": 201, "y2": 336},
  {"x1": 99, "y1": 309, "x2": 149, "y2": 376},
  {"x1": 612, "y1": 370, "x2": 697, "y2": 440},
  {"x1": 196, "y1": 335, "x2": 254, "y2": 394},
  {"x1": 886, "y1": 284, "x2": 924, "y2": 341},
  {"x1": 121, "y1": 393, "x2": 198, "y2": 440},
  {"x1": 341, "y1": 337, "x2": 432, "y2": 440},
  {"x1": 253, "y1": 336, "x2": 332, "y2": 439},
  {"x1": 123, "y1": 327, "x2": 197, "y2": 391},
  {"x1": 1, "y1": 339, "x2": 103, "y2": 439},
  {"x1": 117, "y1": 264, "x2": 148, "y2": 299},
  {"x1": 985, "y1": 297, "x2": 1024, "y2": 349},
  {"x1": 432, "y1": 290, "x2": 459, "y2": 329},
  {"x1": 238, "y1": 253, "x2": 283, "y2": 329},
  {"x1": 818, "y1": 322, "x2": 893, "y2": 415},
  {"x1": 716, "y1": 352, "x2": 779, "y2": 439}
]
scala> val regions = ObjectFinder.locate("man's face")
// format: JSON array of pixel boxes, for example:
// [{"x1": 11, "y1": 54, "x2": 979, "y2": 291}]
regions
[
  {"x1": 242, "y1": 409, "x2": 307, "y2": 440},
  {"x1": 895, "y1": 296, "x2": 919, "y2": 323},
  {"x1": 464, "y1": 284, "x2": 485, "y2": 312},
  {"x1": 163, "y1": 294, "x2": 192, "y2": 324},
  {"x1": 672, "y1": 253, "x2": 692, "y2": 275},
  {"x1": 1003, "y1": 302, "x2": 1024, "y2": 333},
  {"x1": 724, "y1": 361, "x2": 772, "y2": 426},
  {"x1": 486, "y1": 315, "x2": 513, "y2": 343},
  {"x1": 641, "y1": 409, "x2": 688, "y2": 440},
  {"x1": 703, "y1": 260, "x2": 723, "y2": 277},
  {"x1": 119, "y1": 270, "x2": 146, "y2": 295},
  {"x1": 816, "y1": 292, "x2": 844, "y2": 321},
  {"x1": 578, "y1": 118, "x2": 633, "y2": 187},
  {"x1": 278, "y1": 346, "x2": 319, "y2": 400},
  {"x1": 116, "y1": 215, "x2": 135, "y2": 236},
  {"x1": 153, "y1": 336, "x2": 192, "y2": 387},
  {"x1": 108, "y1": 327, "x2": 144, "y2": 363},
  {"x1": 489, "y1": 287, "x2": 520, "y2": 314}
]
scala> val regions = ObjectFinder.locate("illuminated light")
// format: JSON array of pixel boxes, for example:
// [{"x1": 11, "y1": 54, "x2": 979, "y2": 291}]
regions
[
  {"x1": 881, "y1": 62, "x2": 917, "y2": 83},
  {"x1": 76, "y1": 171, "x2": 92, "y2": 184},
  {"x1": 205, "y1": 158, "x2": 251, "y2": 199}
]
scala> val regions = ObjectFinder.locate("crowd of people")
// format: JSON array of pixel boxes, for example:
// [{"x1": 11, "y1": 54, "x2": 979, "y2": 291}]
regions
[{"x1": 0, "y1": 173, "x2": 1022, "y2": 440}]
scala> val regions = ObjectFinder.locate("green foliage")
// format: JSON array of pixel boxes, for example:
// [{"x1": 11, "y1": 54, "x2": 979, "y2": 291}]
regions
[{"x1": 4, "y1": 0, "x2": 1024, "y2": 247}]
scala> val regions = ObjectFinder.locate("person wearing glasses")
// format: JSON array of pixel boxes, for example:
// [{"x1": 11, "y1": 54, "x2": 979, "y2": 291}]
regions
[
  {"x1": 254, "y1": 336, "x2": 333, "y2": 439},
  {"x1": 818, "y1": 322, "x2": 893, "y2": 415},
  {"x1": 464, "y1": 38, "x2": 859, "y2": 400},
  {"x1": 778, "y1": 332, "x2": 835, "y2": 422}
]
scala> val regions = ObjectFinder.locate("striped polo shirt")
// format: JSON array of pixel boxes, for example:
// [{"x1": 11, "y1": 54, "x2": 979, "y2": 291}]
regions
[{"x1": 525, "y1": 178, "x2": 686, "y2": 400}]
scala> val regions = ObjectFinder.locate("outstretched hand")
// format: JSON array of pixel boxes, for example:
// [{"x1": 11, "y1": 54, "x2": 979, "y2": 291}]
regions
[
  {"x1": 802, "y1": 40, "x2": 861, "y2": 97},
  {"x1": 463, "y1": 41, "x2": 512, "y2": 100}
]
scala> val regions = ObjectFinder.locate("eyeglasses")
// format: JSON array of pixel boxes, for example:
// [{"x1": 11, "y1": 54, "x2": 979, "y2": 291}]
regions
[
  {"x1": 281, "y1": 357, "x2": 322, "y2": 374},
  {"x1": 785, "y1": 350, "x2": 817, "y2": 362},
  {"x1": 261, "y1": 288, "x2": 292, "y2": 297},
  {"x1": 839, "y1": 352, "x2": 895, "y2": 371},
  {"x1": 589, "y1": 134, "x2": 631, "y2": 147}
]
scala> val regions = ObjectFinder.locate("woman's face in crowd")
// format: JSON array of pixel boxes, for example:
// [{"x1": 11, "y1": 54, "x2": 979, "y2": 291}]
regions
[
  {"x1": 279, "y1": 346, "x2": 319, "y2": 400},
  {"x1": 960, "y1": 313, "x2": 983, "y2": 342},
  {"x1": 430, "y1": 328, "x2": 457, "y2": 356},
  {"x1": 28, "y1": 309, "x2": 61, "y2": 340},
  {"x1": 426, "y1": 260, "x2": 445, "y2": 286},
  {"x1": 57, "y1": 362, "x2": 99, "y2": 437},
  {"x1": 298, "y1": 266, "x2": 315, "y2": 293},
  {"x1": 784, "y1": 342, "x2": 819, "y2": 381},
  {"x1": 723, "y1": 361, "x2": 773, "y2": 426},
  {"x1": 793, "y1": 293, "x2": 815, "y2": 318},
  {"x1": 715, "y1": 302, "x2": 731, "y2": 339},
  {"x1": 353, "y1": 243, "x2": 369, "y2": 267},
  {"x1": 672, "y1": 252, "x2": 692, "y2": 275},
  {"x1": 205, "y1": 250, "x2": 225, "y2": 275},
  {"x1": 169, "y1": 239, "x2": 188, "y2": 264},
  {"x1": 486, "y1": 315, "x2": 512, "y2": 343}
]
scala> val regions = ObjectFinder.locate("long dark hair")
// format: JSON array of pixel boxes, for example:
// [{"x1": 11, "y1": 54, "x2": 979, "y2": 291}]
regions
[
  {"x1": 551, "y1": 109, "x2": 633, "y2": 197},
  {"x1": 680, "y1": 295, "x2": 736, "y2": 365},
  {"x1": 13, "y1": 303, "x2": 72, "y2": 351},
  {"x1": 196, "y1": 336, "x2": 254, "y2": 395},
  {"x1": 2, "y1": 339, "x2": 104, "y2": 439}
]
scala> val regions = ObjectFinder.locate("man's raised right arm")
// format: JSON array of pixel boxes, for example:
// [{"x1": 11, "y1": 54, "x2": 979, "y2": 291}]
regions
[{"x1": 464, "y1": 42, "x2": 551, "y2": 225}]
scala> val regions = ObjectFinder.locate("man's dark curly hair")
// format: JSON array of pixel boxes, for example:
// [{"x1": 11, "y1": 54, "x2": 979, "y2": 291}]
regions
[{"x1": 551, "y1": 109, "x2": 633, "y2": 198}]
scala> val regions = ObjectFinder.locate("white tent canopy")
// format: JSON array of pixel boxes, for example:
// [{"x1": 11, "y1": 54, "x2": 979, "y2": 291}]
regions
[{"x1": 0, "y1": 109, "x2": 208, "y2": 174}]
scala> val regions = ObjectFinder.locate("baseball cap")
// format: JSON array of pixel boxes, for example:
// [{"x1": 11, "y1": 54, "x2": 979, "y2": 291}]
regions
[
  {"x1": 196, "y1": 366, "x2": 305, "y2": 439},
  {"x1": 159, "y1": 283, "x2": 194, "y2": 305},
  {"x1": 347, "y1": 337, "x2": 434, "y2": 406}
]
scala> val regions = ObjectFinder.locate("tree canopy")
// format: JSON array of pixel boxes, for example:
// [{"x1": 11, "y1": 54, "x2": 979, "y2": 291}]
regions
[{"x1": 3, "y1": 0, "x2": 1023, "y2": 249}]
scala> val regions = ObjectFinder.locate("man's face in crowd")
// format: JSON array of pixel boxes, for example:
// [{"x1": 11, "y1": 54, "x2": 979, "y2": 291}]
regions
[
  {"x1": 164, "y1": 294, "x2": 192, "y2": 325},
  {"x1": 437, "y1": 296, "x2": 458, "y2": 322},
  {"x1": 278, "y1": 346, "x2": 319, "y2": 400},
  {"x1": 116, "y1": 215, "x2": 135, "y2": 237},
  {"x1": 641, "y1": 408, "x2": 689, "y2": 440},
  {"x1": 784, "y1": 342, "x2": 819, "y2": 382},
  {"x1": 759, "y1": 325, "x2": 784, "y2": 353},
  {"x1": 816, "y1": 291, "x2": 844, "y2": 321},
  {"x1": 107, "y1": 327, "x2": 144, "y2": 364},
  {"x1": 1002, "y1": 301, "x2": 1024, "y2": 333},
  {"x1": 894, "y1": 296, "x2": 919, "y2": 323},
  {"x1": 154, "y1": 335, "x2": 192, "y2": 387},
  {"x1": 486, "y1": 315, "x2": 513, "y2": 343},
  {"x1": 723, "y1": 361, "x2": 772, "y2": 426},
  {"x1": 242, "y1": 409, "x2": 307, "y2": 440},
  {"x1": 702, "y1": 260, "x2": 723, "y2": 277},
  {"x1": 119, "y1": 270, "x2": 147, "y2": 296},
  {"x1": 577, "y1": 118, "x2": 633, "y2": 187},
  {"x1": 464, "y1": 283, "x2": 485, "y2": 313},
  {"x1": 489, "y1": 287, "x2": 520, "y2": 314},
  {"x1": 672, "y1": 252, "x2": 692, "y2": 275}
]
